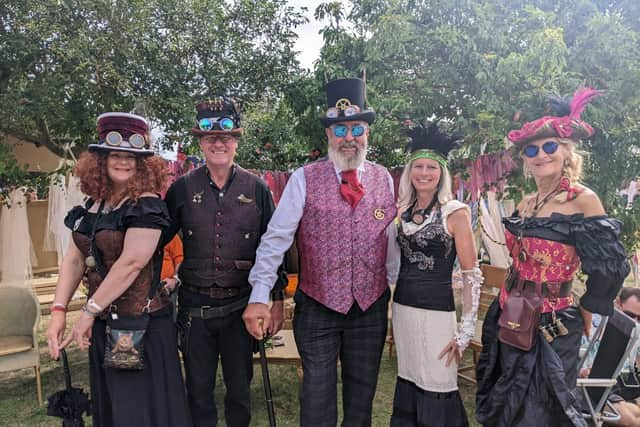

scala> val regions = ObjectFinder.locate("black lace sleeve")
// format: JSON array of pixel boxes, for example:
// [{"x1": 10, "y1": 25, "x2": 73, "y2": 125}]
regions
[
  {"x1": 573, "y1": 216, "x2": 630, "y2": 315},
  {"x1": 121, "y1": 197, "x2": 170, "y2": 231}
]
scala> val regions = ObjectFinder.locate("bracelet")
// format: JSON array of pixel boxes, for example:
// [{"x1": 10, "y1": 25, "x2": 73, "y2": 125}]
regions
[
  {"x1": 81, "y1": 304, "x2": 99, "y2": 318},
  {"x1": 87, "y1": 298, "x2": 104, "y2": 313},
  {"x1": 52, "y1": 302, "x2": 67, "y2": 309},
  {"x1": 50, "y1": 305, "x2": 67, "y2": 313}
]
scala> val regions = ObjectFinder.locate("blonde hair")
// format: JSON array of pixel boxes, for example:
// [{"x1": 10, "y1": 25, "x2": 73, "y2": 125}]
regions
[
  {"x1": 559, "y1": 139, "x2": 584, "y2": 183},
  {"x1": 397, "y1": 159, "x2": 453, "y2": 215}
]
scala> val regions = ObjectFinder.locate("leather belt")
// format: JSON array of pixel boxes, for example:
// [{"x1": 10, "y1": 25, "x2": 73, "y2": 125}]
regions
[
  {"x1": 183, "y1": 297, "x2": 248, "y2": 319},
  {"x1": 182, "y1": 283, "x2": 249, "y2": 299},
  {"x1": 507, "y1": 277, "x2": 572, "y2": 298}
]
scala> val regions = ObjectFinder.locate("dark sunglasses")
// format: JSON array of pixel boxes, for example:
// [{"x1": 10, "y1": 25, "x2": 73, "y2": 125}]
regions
[
  {"x1": 198, "y1": 117, "x2": 235, "y2": 131},
  {"x1": 332, "y1": 124, "x2": 367, "y2": 138},
  {"x1": 624, "y1": 310, "x2": 640, "y2": 322},
  {"x1": 523, "y1": 140, "x2": 559, "y2": 158}
]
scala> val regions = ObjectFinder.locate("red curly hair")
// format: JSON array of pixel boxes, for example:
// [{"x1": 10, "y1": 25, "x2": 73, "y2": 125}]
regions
[{"x1": 74, "y1": 151, "x2": 169, "y2": 202}]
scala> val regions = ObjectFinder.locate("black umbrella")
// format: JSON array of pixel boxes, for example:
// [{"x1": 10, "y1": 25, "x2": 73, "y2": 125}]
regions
[
  {"x1": 46, "y1": 349, "x2": 91, "y2": 427},
  {"x1": 256, "y1": 320, "x2": 276, "y2": 427}
]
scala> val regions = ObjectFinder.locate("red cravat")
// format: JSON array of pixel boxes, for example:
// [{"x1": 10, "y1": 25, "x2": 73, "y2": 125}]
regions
[{"x1": 340, "y1": 169, "x2": 365, "y2": 208}]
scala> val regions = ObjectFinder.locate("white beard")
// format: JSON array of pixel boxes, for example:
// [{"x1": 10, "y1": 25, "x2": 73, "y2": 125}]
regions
[{"x1": 328, "y1": 141, "x2": 367, "y2": 171}]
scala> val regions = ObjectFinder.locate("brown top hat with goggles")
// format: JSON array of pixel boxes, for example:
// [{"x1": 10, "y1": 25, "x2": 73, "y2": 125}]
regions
[
  {"x1": 192, "y1": 96, "x2": 243, "y2": 137},
  {"x1": 320, "y1": 78, "x2": 376, "y2": 128},
  {"x1": 89, "y1": 112, "x2": 155, "y2": 156}
]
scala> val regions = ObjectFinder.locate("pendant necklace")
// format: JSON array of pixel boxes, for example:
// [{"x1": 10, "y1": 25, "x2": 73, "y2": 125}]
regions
[
  {"x1": 410, "y1": 195, "x2": 438, "y2": 225},
  {"x1": 85, "y1": 200, "x2": 106, "y2": 268}
]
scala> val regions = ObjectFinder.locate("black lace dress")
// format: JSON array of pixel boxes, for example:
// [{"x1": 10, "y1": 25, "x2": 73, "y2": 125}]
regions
[
  {"x1": 64, "y1": 197, "x2": 191, "y2": 427},
  {"x1": 476, "y1": 213, "x2": 629, "y2": 427}
]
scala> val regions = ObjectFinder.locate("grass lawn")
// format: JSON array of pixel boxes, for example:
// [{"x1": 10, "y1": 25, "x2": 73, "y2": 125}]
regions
[{"x1": 0, "y1": 312, "x2": 480, "y2": 426}]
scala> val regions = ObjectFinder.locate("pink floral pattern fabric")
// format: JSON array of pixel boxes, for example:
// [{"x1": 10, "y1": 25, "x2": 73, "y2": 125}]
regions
[
  {"x1": 500, "y1": 229, "x2": 579, "y2": 313},
  {"x1": 297, "y1": 160, "x2": 397, "y2": 314}
]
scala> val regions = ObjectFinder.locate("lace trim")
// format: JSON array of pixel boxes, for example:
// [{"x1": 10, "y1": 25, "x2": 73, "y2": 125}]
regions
[{"x1": 454, "y1": 266, "x2": 483, "y2": 354}]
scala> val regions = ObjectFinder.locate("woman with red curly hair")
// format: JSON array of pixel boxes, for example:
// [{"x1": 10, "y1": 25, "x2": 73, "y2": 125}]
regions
[{"x1": 46, "y1": 112, "x2": 190, "y2": 427}]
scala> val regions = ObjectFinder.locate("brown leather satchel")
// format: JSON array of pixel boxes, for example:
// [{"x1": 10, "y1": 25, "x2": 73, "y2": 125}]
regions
[{"x1": 498, "y1": 270, "x2": 544, "y2": 351}]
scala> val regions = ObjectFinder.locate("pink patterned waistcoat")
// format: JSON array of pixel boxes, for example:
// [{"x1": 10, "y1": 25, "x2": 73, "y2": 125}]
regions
[{"x1": 297, "y1": 159, "x2": 397, "y2": 314}]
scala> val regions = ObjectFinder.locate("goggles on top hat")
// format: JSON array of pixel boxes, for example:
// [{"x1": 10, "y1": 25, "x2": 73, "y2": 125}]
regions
[
  {"x1": 104, "y1": 131, "x2": 147, "y2": 149},
  {"x1": 198, "y1": 116, "x2": 235, "y2": 132}
]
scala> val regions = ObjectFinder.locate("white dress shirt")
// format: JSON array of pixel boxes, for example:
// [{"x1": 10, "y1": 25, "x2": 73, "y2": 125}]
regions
[{"x1": 248, "y1": 161, "x2": 400, "y2": 304}]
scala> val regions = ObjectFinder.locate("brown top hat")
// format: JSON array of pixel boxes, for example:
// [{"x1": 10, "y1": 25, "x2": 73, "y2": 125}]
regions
[{"x1": 191, "y1": 96, "x2": 243, "y2": 137}]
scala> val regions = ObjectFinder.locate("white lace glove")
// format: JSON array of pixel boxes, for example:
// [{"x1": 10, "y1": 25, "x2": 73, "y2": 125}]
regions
[{"x1": 454, "y1": 266, "x2": 483, "y2": 356}]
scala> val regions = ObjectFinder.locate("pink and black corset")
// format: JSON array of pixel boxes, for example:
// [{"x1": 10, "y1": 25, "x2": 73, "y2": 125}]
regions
[{"x1": 499, "y1": 213, "x2": 629, "y2": 316}]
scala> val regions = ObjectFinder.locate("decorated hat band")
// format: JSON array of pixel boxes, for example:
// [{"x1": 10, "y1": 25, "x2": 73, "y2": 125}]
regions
[{"x1": 409, "y1": 149, "x2": 448, "y2": 168}]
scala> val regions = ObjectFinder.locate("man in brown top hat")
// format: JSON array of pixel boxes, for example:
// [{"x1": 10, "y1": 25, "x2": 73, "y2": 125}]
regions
[{"x1": 164, "y1": 96, "x2": 286, "y2": 427}]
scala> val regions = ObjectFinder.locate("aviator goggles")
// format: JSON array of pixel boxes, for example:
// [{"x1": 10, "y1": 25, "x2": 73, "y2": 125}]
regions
[
  {"x1": 198, "y1": 117, "x2": 235, "y2": 131},
  {"x1": 104, "y1": 131, "x2": 147, "y2": 149},
  {"x1": 523, "y1": 140, "x2": 559, "y2": 158},
  {"x1": 326, "y1": 104, "x2": 361, "y2": 119}
]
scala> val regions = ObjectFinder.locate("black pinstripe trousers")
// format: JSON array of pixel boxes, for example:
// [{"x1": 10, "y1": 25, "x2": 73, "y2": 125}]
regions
[{"x1": 293, "y1": 288, "x2": 390, "y2": 427}]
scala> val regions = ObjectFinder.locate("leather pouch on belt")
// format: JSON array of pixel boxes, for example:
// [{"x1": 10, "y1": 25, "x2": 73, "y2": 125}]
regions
[{"x1": 498, "y1": 272, "x2": 544, "y2": 351}]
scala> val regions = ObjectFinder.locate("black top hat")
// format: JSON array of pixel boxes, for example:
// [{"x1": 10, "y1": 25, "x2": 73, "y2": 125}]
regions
[
  {"x1": 192, "y1": 96, "x2": 243, "y2": 136},
  {"x1": 320, "y1": 78, "x2": 376, "y2": 128},
  {"x1": 89, "y1": 112, "x2": 155, "y2": 156}
]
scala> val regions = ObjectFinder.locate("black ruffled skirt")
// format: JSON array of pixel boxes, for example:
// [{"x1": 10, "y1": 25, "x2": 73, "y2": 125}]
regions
[
  {"x1": 391, "y1": 377, "x2": 469, "y2": 427},
  {"x1": 88, "y1": 307, "x2": 191, "y2": 427},
  {"x1": 476, "y1": 299, "x2": 587, "y2": 427}
]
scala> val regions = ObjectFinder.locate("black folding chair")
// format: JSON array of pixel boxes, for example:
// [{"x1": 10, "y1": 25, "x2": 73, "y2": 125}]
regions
[{"x1": 577, "y1": 309, "x2": 640, "y2": 427}]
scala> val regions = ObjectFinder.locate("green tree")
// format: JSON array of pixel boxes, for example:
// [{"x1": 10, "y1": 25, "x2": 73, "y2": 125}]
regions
[
  {"x1": 0, "y1": 0, "x2": 306, "y2": 157},
  {"x1": 313, "y1": 0, "x2": 640, "y2": 249}
]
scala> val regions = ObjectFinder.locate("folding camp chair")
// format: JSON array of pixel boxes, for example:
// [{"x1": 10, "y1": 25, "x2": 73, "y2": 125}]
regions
[{"x1": 577, "y1": 309, "x2": 640, "y2": 427}]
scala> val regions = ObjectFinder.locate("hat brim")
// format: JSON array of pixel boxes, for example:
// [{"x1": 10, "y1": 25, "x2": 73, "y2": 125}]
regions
[
  {"x1": 320, "y1": 111, "x2": 376, "y2": 128},
  {"x1": 88, "y1": 144, "x2": 155, "y2": 156},
  {"x1": 507, "y1": 117, "x2": 594, "y2": 146},
  {"x1": 191, "y1": 128, "x2": 244, "y2": 137}
]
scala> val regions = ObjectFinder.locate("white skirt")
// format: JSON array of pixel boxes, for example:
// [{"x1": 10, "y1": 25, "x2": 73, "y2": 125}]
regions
[{"x1": 392, "y1": 302, "x2": 459, "y2": 392}]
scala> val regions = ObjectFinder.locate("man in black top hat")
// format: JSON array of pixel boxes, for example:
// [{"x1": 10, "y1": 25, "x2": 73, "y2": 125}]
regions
[
  {"x1": 243, "y1": 78, "x2": 399, "y2": 426},
  {"x1": 164, "y1": 96, "x2": 286, "y2": 427}
]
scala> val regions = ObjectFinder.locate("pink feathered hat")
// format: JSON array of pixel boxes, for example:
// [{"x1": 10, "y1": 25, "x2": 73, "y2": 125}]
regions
[{"x1": 507, "y1": 88, "x2": 601, "y2": 146}]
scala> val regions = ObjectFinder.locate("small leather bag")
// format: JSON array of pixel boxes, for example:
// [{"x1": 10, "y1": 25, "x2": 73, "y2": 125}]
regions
[
  {"x1": 498, "y1": 269, "x2": 544, "y2": 351},
  {"x1": 104, "y1": 312, "x2": 150, "y2": 370},
  {"x1": 104, "y1": 258, "x2": 161, "y2": 370}
]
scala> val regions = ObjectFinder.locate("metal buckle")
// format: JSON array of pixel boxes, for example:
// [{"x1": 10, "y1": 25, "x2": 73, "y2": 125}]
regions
[{"x1": 200, "y1": 306, "x2": 211, "y2": 319}]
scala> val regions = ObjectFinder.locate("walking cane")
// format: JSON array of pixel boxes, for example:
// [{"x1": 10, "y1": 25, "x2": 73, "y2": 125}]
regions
[{"x1": 258, "y1": 318, "x2": 277, "y2": 427}]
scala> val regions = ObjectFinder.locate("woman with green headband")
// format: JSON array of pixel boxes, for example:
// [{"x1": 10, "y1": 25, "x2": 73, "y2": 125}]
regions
[{"x1": 390, "y1": 124, "x2": 481, "y2": 427}]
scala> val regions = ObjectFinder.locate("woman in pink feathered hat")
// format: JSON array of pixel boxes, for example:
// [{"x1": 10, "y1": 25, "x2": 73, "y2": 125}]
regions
[{"x1": 475, "y1": 89, "x2": 630, "y2": 427}]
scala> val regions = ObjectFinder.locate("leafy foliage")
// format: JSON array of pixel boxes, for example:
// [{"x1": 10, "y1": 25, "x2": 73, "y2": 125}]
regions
[
  {"x1": 3, "y1": 0, "x2": 640, "y2": 250},
  {"x1": 0, "y1": 0, "x2": 306, "y2": 154}
]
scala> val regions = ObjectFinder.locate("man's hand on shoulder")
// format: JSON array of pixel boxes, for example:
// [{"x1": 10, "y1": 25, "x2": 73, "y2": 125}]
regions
[{"x1": 242, "y1": 302, "x2": 271, "y2": 339}]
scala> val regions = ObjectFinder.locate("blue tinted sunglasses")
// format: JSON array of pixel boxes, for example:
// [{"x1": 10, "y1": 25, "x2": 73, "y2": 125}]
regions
[
  {"x1": 199, "y1": 117, "x2": 234, "y2": 131},
  {"x1": 332, "y1": 124, "x2": 367, "y2": 138},
  {"x1": 523, "y1": 140, "x2": 559, "y2": 158}
]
